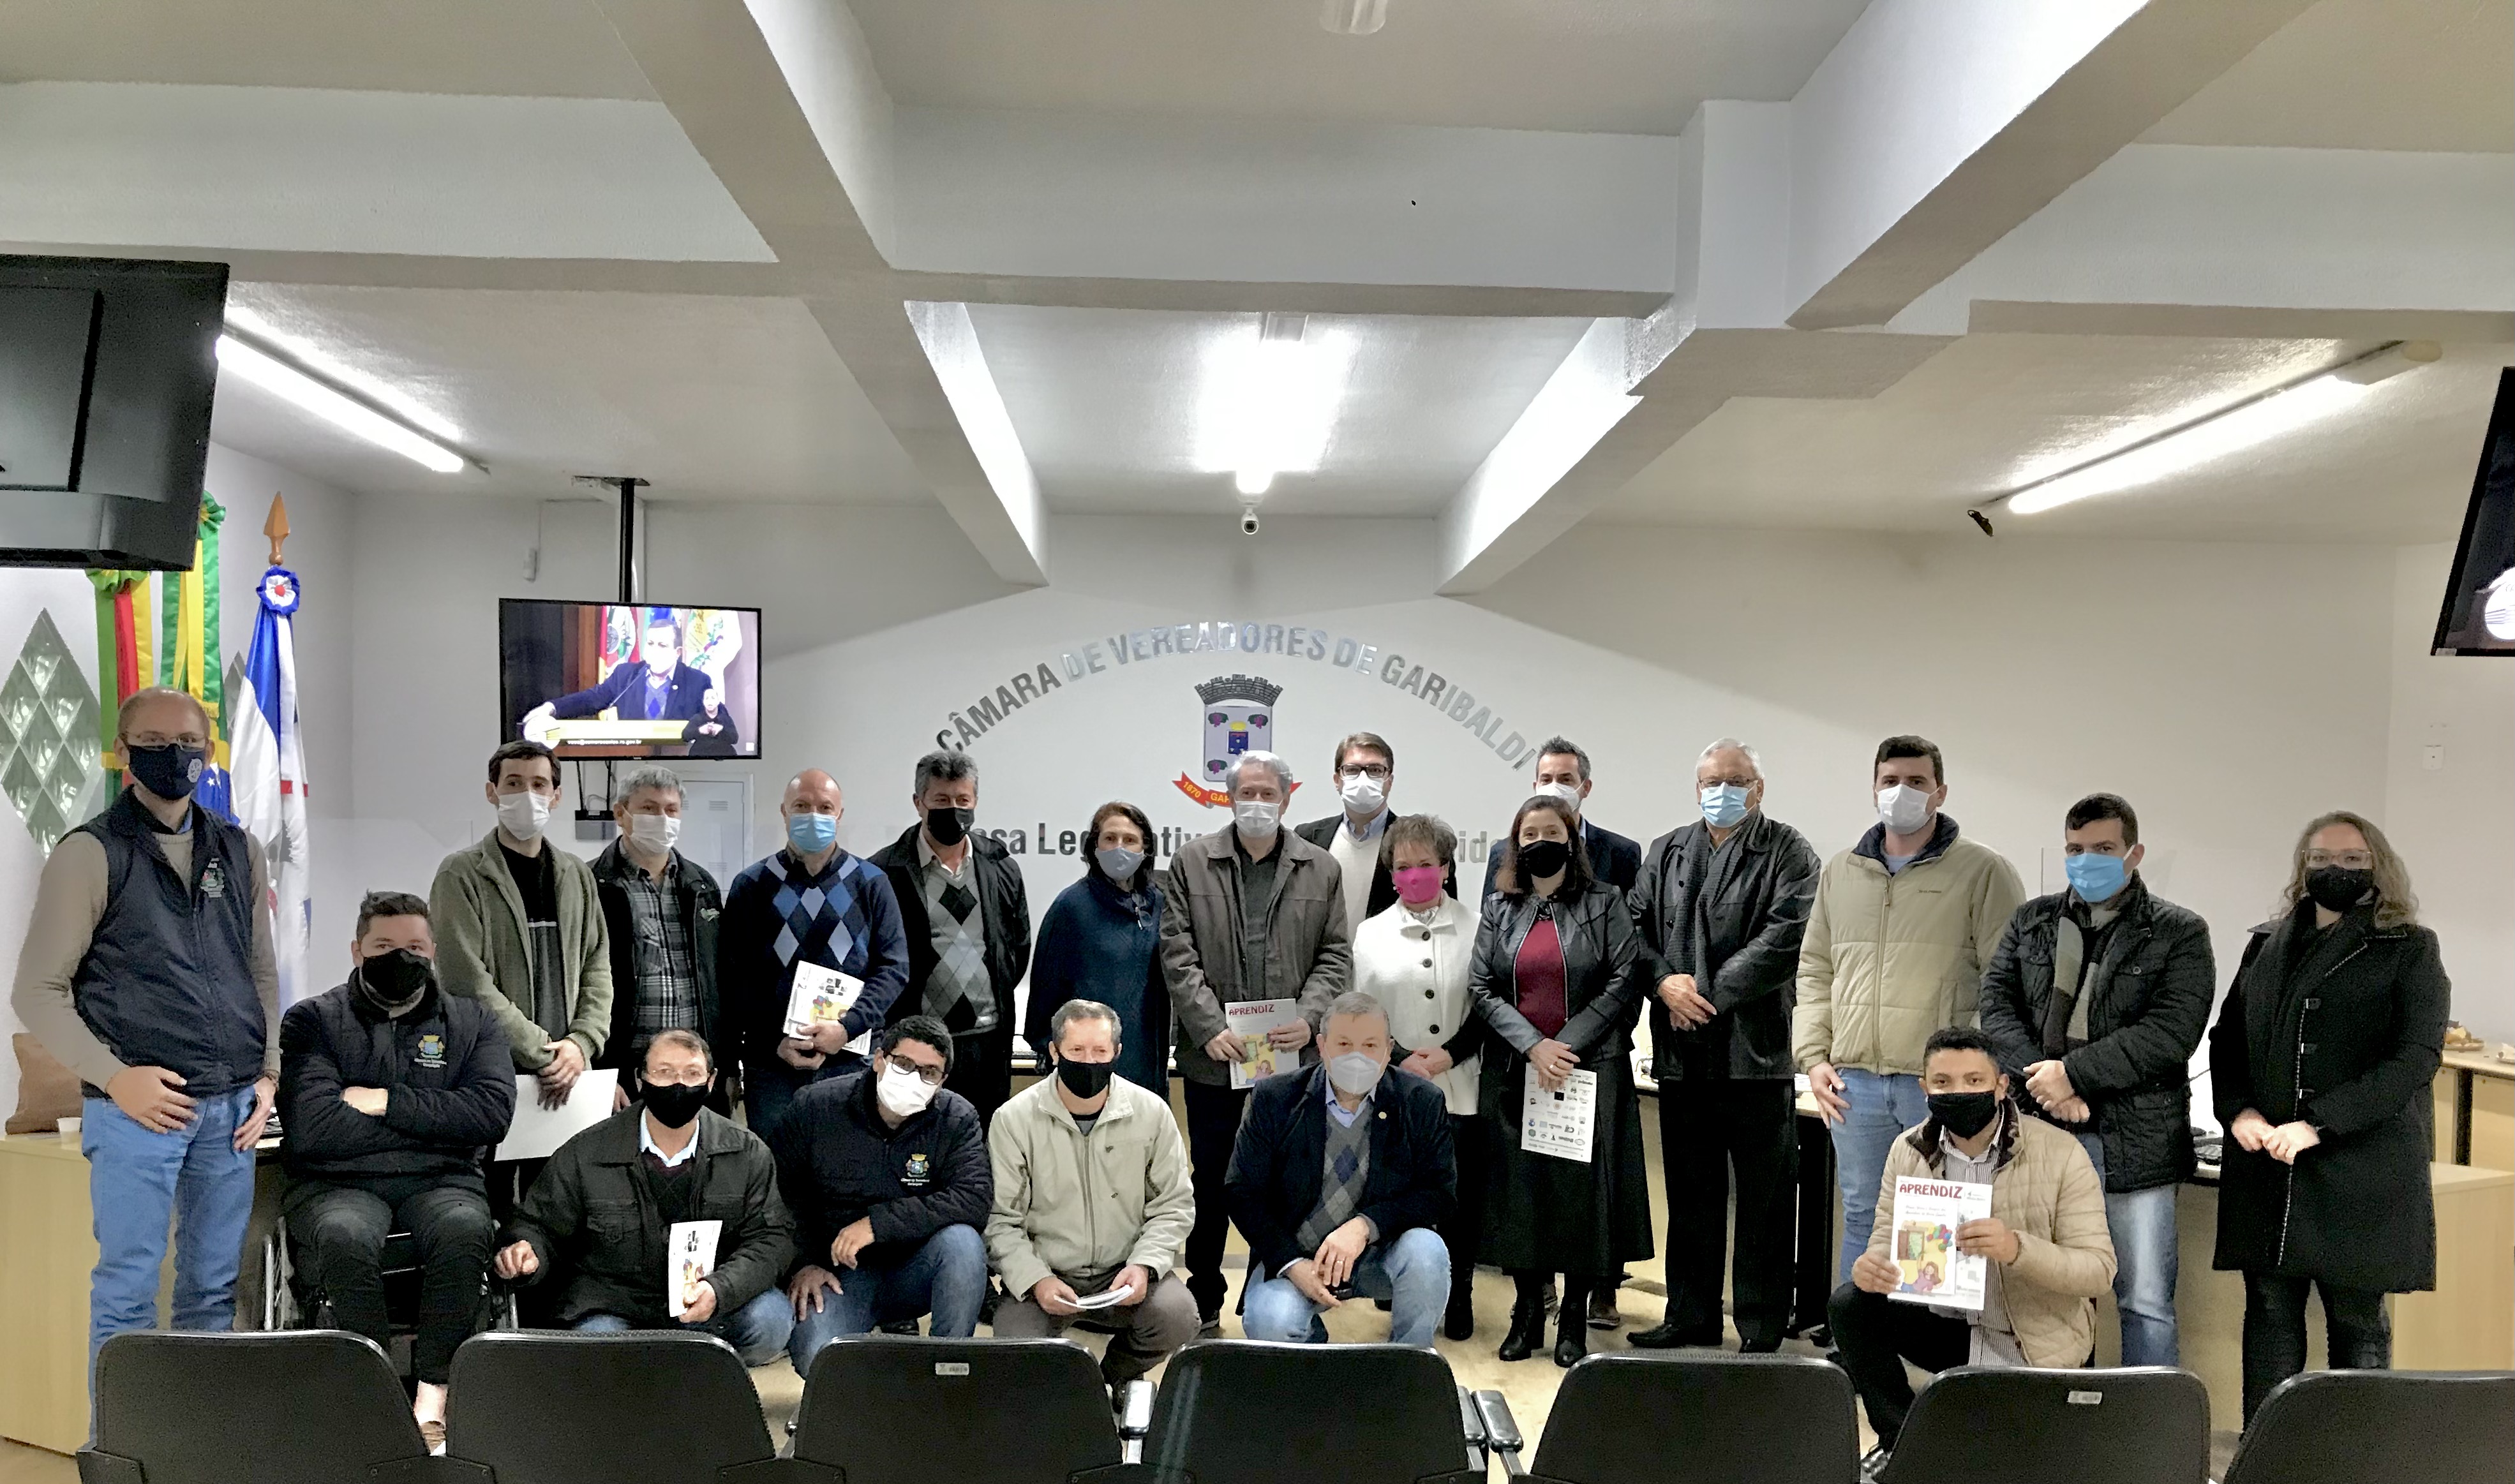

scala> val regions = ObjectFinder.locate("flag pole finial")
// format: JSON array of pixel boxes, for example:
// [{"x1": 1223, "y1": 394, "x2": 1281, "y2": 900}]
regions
[{"x1": 263, "y1": 493, "x2": 290, "y2": 565}]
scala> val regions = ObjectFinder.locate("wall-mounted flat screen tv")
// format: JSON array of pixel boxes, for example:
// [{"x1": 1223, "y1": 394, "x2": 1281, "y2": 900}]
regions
[
  {"x1": 500, "y1": 600, "x2": 761, "y2": 759},
  {"x1": 2434, "y1": 366, "x2": 2515, "y2": 656}
]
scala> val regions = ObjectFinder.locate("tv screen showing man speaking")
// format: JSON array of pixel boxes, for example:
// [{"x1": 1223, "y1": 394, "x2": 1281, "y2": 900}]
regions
[{"x1": 500, "y1": 599, "x2": 761, "y2": 759}]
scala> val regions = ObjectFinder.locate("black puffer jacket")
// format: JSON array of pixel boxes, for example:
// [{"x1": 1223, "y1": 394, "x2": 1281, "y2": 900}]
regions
[
  {"x1": 1978, "y1": 879, "x2": 2215, "y2": 1194},
  {"x1": 278, "y1": 979, "x2": 517, "y2": 1184}
]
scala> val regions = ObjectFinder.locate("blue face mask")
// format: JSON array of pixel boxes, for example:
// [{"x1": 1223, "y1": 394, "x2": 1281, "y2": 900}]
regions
[
  {"x1": 2064, "y1": 851, "x2": 2129, "y2": 903},
  {"x1": 787, "y1": 811, "x2": 838, "y2": 854},
  {"x1": 1699, "y1": 782, "x2": 1753, "y2": 829}
]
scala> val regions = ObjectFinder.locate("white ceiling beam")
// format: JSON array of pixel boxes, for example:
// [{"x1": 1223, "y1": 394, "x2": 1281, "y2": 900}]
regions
[{"x1": 1785, "y1": 0, "x2": 2320, "y2": 329}]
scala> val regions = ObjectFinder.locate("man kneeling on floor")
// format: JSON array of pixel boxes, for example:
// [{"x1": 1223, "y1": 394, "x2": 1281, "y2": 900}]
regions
[
  {"x1": 1830, "y1": 1027, "x2": 2116, "y2": 1479},
  {"x1": 1228, "y1": 990, "x2": 1455, "y2": 1346},
  {"x1": 492, "y1": 1030, "x2": 796, "y2": 1363},
  {"x1": 281, "y1": 892, "x2": 516, "y2": 1448},
  {"x1": 777, "y1": 1014, "x2": 992, "y2": 1369},
  {"x1": 987, "y1": 998, "x2": 1199, "y2": 1385}
]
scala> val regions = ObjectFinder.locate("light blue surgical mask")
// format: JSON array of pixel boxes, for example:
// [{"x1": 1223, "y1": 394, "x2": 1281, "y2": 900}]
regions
[
  {"x1": 2064, "y1": 851, "x2": 2129, "y2": 903},
  {"x1": 1699, "y1": 782, "x2": 1754, "y2": 829},
  {"x1": 786, "y1": 811, "x2": 838, "y2": 855}
]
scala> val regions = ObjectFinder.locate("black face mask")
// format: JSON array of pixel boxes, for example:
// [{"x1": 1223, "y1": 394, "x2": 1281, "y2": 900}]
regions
[
  {"x1": 643, "y1": 1080, "x2": 710, "y2": 1130},
  {"x1": 925, "y1": 805, "x2": 974, "y2": 848},
  {"x1": 1516, "y1": 838, "x2": 1571, "y2": 881},
  {"x1": 1056, "y1": 1057, "x2": 1115, "y2": 1100},
  {"x1": 127, "y1": 743, "x2": 206, "y2": 803},
  {"x1": 354, "y1": 949, "x2": 435, "y2": 1016},
  {"x1": 2304, "y1": 865, "x2": 2375, "y2": 914},
  {"x1": 1928, "y1": 1090, "x2": 2001, "y2": 1139}
]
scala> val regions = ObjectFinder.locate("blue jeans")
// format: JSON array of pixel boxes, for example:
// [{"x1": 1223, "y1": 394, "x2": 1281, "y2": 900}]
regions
[
  {"x1": 1827, "y1": 1069, "x2": 1930, "y2": 1281},
  {"x1": 788, "y1": 1223, "x2": 987, "y2": 1370},
  {"x1": 1241, "y1": 1227, "x2": 1451, "y2": 1348},
  {"x1": 2074, "y1": 1130, "x2": 2181, "y2": 1367},
  {"x1": 83, "y1": 1088, "x2": 259, "y2": 1376},
  {"x1": 574, "y1": 1287, "x2": 795, "y2": 1367}
]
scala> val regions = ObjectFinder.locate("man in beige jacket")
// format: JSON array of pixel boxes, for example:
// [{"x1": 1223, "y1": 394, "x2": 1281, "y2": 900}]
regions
[
  {"x1": 1795, "y1": 735, "x2": 2024, "y2": 1281},
  {"x1": 986, "y1": 999, "x2": 1197, "y2": 1385},
  {"x1": 1830, "y1": 1027, "x2": 2114, "y2": 1476}
]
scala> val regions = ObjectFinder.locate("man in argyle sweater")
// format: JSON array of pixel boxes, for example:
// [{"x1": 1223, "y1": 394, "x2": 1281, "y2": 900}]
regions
[{"x1": 722, "y1": 770, "x2": 910, "y2": 1139}]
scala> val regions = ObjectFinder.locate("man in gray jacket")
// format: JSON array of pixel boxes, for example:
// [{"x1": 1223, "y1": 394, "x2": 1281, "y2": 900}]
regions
[{"x1": 1157, "y1": 750, "x2": 1352, "y2": 1330}]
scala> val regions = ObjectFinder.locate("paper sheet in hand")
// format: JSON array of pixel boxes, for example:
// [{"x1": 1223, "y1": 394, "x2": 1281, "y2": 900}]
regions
[
  {"x1": 1886, "y1": 1176, "x2": 1992, "y2": 1310},
  {"x1": 785, "y1": 961, "x2": 865, "y2": 1037},
  {"x1": 1226, "y1": 998, "x2": 1304, "y2": 1090},
  {"x1": 1521, "y1": 1067, "x2": 1597, "y2": 1162},
  {"x1": 1068, "y1": 1284, "x2": 1138, "y2": 1312},
  {"x1": 495, "y1": 1068, "x2": 618, "y2": 1161},
  {"x1": 668, "y1": 1219, "x2": 723, "y2": 1319}
]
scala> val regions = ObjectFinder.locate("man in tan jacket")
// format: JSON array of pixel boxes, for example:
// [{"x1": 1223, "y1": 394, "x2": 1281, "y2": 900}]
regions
[
  {"x1": 986, "y1": 999, "x2": 1197, "y2": 1385},
  {"x1": 1829, "y1": 1027, "x2": 2114, "y2": 1476},
  {"x1": 1795, "y1": 736, "x2": 2024, "y2": 1281}
]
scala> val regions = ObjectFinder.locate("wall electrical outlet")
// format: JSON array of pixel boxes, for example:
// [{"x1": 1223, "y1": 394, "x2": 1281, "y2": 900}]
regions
[{"x1": 2421, "y1": 745, "x2": 2445, "y2": 772}]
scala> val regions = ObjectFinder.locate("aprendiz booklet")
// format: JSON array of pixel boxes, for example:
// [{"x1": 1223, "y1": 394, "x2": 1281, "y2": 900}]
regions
[
  {"x1": 784, "y1": 961, "x2": 864, "y2": 1038},
  {"x1": 1226, "y1": 998, "x2": 1304, "y2": 1089},
  {"x1": 1887, "y1": 1175, "x2": 1993, "y2": 1311},
  {"x1": 667, "y1": 1219, "x2": 723, "y2": 1319}
]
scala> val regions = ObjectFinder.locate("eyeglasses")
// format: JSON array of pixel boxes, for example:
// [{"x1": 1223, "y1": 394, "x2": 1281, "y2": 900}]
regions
[
  {"x1": 889, "y1": 1059, "x2": 947, "y2": 1087},
  {"x1": 2305, "y1": 850, "x2": 2374, "y2": 870},
  {"x1": 1337, "y1": 764, "x2": 1391, "y2": 782}
]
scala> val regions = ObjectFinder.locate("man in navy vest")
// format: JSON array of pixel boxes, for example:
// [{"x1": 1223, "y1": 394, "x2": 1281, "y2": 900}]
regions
[{"x1": 11, "y1": 687, "x2": 280, "y2": 1386}]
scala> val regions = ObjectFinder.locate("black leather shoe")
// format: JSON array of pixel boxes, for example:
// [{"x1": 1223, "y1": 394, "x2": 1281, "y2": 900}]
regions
[
  {"x1": 1627, "y1": 1321, "x2": 1722, "y2": 1349},
  {"x1": 1553, "y1": 1309, "x2": 1588, "y2": 1369},
  {"x1": 1497, "y1": 1303, "x2": 1544, "y2": 1362},
  {"x1": 1443, "y1": 1294, "x2": 1476, "y2": 1342}
]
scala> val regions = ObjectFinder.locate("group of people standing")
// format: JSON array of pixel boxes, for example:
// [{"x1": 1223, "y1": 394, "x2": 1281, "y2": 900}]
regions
[{"x1": 13, "y1": 687, "x2": 2452, "y2": 1470}]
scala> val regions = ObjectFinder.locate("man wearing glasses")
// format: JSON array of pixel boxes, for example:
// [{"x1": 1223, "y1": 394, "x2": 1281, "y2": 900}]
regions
[
  {"x1": 774, "y1": 1015, "x2": 992, "y2": 1367},
  {"x1": 1295, "y1": 731, "x2": 1449, "y2": 926},
  {"x1": 13, "y1": 688, "x2": 280, "y2": 1390}
]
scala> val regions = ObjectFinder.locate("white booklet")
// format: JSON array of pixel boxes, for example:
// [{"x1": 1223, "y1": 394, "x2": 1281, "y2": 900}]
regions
[
  {"x1": 494, "y1": 1068, "x2": 620, "y2": 1162},
  {"x1": 1068, "y1": 1282, "x2": 1139, "y2": 1312},
  {"x1": 1886, "y1": 1175, "x2": 1994, "y2": 1311},
  {"x1": 668, "y1": 1219, "x2": 724, "y2": 1319},
  {"x1": 1521, "y1": 1067, "x2": 1598, "y2": 1162},
  {"x1": 1225, "y1": 998, "x2": 1304, "y2": 1089},
  {"x1": 784, "y1": 960, "x2": 864, "y2": 1037}
]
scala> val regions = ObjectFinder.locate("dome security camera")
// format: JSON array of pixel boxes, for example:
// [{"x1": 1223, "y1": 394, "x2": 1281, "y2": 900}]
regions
[{"x1": 1239, "y1": 509, "x2": 1261, "y2": 536}]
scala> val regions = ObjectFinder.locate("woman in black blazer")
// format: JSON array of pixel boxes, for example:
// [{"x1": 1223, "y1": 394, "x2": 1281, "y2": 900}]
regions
[
  {"x1": 1469, "y1": 795, "x2": 1652, "y2": 1367},
  {"x1": 2210, "y1": 810, "x2": 2449, "y2": 1425}
]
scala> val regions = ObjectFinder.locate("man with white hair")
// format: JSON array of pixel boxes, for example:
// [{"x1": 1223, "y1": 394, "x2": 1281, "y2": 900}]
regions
[
  {"x1": 1627, "y1": 738, "x2": 1821, "y2": 1353},
  {"x1": 593, "y1": 764, "x2": 729, "y2": 1111},
  {"x1": 1157, "y1": 750, "x2": 1353, "y2": 1332}
]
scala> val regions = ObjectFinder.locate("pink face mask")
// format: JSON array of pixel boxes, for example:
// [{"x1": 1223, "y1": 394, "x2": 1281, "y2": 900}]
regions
[{"x1": 1391, "y1": 865, "x2": 1445, "y2": 907}]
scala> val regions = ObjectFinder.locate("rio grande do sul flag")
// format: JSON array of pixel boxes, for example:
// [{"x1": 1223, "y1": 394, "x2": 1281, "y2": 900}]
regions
[{"x1": 228, "y1": 567, "x2": 313, "y2": 1005}]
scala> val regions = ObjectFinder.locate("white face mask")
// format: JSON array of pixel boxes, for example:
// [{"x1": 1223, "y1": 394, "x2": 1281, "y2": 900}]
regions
[
  {"x1": 1876, "y1": 783, "x2": 1934, "y2": 836},
  {"x1": 1234, "y1": 798, "x2": 1282, "y2": 840},
  {"x1": 498, "y1": 789, "x2": 552, "y2": 843},
  {"x1": 626, "y1": 812, "x2": 680, "y2": 855},
  {"x1": 1535, "y1": 779, "x2": 1583, "y2": 812},
  {"x1": 1338, "y1": 773, "x2": 1387, "y2": 815},
  {"x1": 876, "y1": 1061, "x2": 939, "y2": 1120},
  {"x1": 1327, "y1": 1051, "x2": 1384, "y2": 1097}
]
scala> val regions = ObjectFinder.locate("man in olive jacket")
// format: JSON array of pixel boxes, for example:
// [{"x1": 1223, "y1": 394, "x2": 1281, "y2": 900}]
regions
[
  {"x1": 1155, "y1": 751, "x2": 1352, "y2": 1326},
  {"x1": 493, "y1": 1030, "x2": 795, "y2": 1364},
  {"x1": 1978, "y1": 792, "x2": 2213, "y2": 1369}
]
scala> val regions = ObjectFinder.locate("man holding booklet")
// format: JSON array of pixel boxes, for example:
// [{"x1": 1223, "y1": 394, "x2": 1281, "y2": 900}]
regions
[
  {"x1": 1156, "y1": 750, "x2": 1352, "y2": 1333},
  {"x1": 491, "y1": 1030, "x2": 796, "y2": 1363},
  {"x1": 986, "y1": 998, "x2": 1198, "y2": 1386},
  {"x1": 1828, "y1": 1027, "x2": 2115, "y2": 1480}
]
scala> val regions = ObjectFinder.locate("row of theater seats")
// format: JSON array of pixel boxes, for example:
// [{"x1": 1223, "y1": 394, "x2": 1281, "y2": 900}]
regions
[{"x1": 83, "y1": 1328, "x2": 2514, "y2": 1484}]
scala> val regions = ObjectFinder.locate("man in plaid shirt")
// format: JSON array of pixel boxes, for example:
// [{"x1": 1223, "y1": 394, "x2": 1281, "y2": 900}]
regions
[{"x1": 593, "y1": 765, "x2": 729, "y2": 1110}]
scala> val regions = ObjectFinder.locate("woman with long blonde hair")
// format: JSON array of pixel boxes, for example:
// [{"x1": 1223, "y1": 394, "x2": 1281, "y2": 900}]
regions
[{"x1": 2209, "y1": 810, "x2": 2449, "y2": 1426}]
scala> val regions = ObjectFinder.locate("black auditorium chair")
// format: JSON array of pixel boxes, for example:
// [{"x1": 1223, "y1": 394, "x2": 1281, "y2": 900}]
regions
[
  {"x1": 794, "y1": 1337, "x2": 1152, "y2": 1483},
  {"x1": 1879, "y1": 1366, "x2": 2208, "y2": 1484},
  {"x1": 1139, "y1": 1341, "x2": 1484, "y2": 1484},
  {"x1": 79, "y1": 1330, "x2": 439, "y2": 1484},
  {"x1": 2221, "y1": 1369, "x2": 2515, "y2": 1484},
  {"x1": 1477, "y1": 1352, "x2": 1858, "y2": 1484},
  {"x1": 446, "y1": 1331, "x2": 820, "y2": 1484}
]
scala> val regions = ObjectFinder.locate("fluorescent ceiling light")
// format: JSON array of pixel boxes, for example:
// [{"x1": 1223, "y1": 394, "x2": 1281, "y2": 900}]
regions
[
  {"x1": 2004, "y1": 348, "x2": 2422, "y2": 517},
  {"x1": 215, "y1": 336, "x2": 466, "y2": 473},
  {"x1": 223, "y1": 304, "x2": 463, "y2": 442},
  {"x1": 1193, "y1": 316, "x2": 1355, "y2": 499}
]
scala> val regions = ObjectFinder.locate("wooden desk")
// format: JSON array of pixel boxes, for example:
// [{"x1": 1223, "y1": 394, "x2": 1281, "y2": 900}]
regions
[
  {"x1": 2433, "y1": 1051, "x2": 2515, "y2": 1171},
  {"x1": 0, "y1": 1133, "x2": 285, "y2": 1456}
]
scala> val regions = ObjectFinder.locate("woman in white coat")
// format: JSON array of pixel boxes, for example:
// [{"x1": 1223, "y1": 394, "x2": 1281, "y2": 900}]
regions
[{"x1": 1352, "y1": 813, "x2": 1483, "y2": 1341}]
